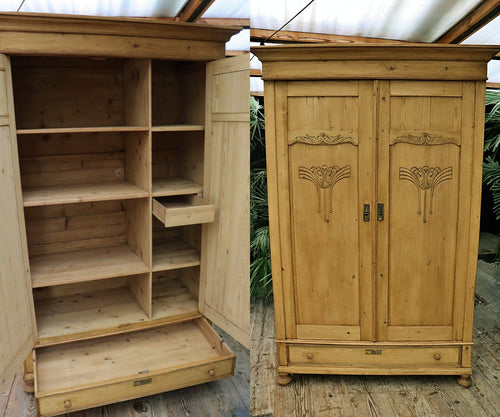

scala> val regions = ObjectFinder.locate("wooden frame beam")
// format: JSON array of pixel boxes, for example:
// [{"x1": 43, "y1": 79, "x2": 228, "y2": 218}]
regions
[
  {"x1": 177, "y1": 0, "x2": 216, "y2": 23},
  {"x1": 436, "y1": 0, "x2": 500, "y2": 44},
  {"x1": 199, "y1": 18, "x2": 249, "y2": 27},
  {"x1": 250, "y1": 28, "x2": 416, "y2": 45}
]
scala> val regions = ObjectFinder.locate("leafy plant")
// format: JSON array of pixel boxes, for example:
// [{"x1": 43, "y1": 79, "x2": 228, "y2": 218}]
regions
[
  {"x1": 483, "y1": 89, "x2": 500, "y2": 222},
  {"x1": 483, "y1": 89, "x2": 500, "y2": 157},
  {"x1": 250, "y1": 96, "x2": 273, "y2": 300}
]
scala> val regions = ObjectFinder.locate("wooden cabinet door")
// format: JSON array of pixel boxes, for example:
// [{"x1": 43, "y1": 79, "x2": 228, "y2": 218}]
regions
[
  {"x1": 0, "y1": 54, "x2": 37, "y2": 391},
  {"x1": 200, "y1": 55, "x2": 250, "y2": 348},
  {"x1": 270, "y1": 80, "x2": 375, "y2": 341},
  {"x1": 377, "y1": 80, "x2": 477, "y2": 342}
]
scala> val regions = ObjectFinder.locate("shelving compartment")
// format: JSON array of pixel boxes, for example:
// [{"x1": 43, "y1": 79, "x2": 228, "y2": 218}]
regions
[
  {"x1": 34, "y1": 275, "x2": 151, "y2": 346},
  {"x1": 152, "y1": 131, "x2": 204, "y2": 197},
  {"x1": 152, "y1": 60, "x2": 206, "y2": 129},
  {"x1": 151, "y1": 269, "x2": 200, "y2": 322},
  {"x1": 34, "y1": 319, "x2": 235, "y2": 416},
  {"x1": 152, "y1": 216, "x2": 201, "y2": 272},
  {"x1": 18, "y1": 129, "x2": 150, "y2": 206},
  {"x1": 12, "y1": 57, "x2": 150, "y2": 130},
  {"x1": 25, "y1": 199, "x2": 151, "y2": 288}
]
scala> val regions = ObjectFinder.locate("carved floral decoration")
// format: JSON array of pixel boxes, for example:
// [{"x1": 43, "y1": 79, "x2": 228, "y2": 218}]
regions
[
  {"x1": 392, "y1": 133, "x2": 459, "y2": 146},
  {"x1": 298, "y1": 164, "x2": 351, "y2": 222},
  {"x1": 399, "y1": 165, "x2": 453, "y2": 223},
  {"x1": 293, "y1": 132, "x2": 357, "y2": 146}
]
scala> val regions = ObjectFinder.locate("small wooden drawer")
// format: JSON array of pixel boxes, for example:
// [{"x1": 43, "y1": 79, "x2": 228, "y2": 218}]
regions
[
  {"x1": 153, "y1": 195, "x2": 215, "y2": 227},
  {"x1": 34, "y1": 318, "x2": 235, "y2": 417},
  {"x1": 288, "y1": 344, "x2": 461, "y2": 367}
]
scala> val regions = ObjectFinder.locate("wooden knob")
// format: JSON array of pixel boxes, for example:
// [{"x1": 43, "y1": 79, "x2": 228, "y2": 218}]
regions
[
  {"x1": 208, "y1": 369, "x2": 216, "y2": 376},
  {"x1": 306, "y1": 353, "x2": 313, "y2": 360},
  {"x1": 64, "y1": 400, "x2": 72, "y2": 409},
  {"x1": 433, "y1": 353, "x2": 441, "y2": 361}
]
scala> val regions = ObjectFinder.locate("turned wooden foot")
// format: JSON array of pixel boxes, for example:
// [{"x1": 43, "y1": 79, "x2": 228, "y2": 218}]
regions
[
  {"x1": 276, "y1": 372, "x2": 292, "y2": 386},
  {"x1": 23, "y1": 372, "x2": 34, "y2": 394},
  {"x1": 457, "y1": 374, "x2": 472, "y2": 388}
]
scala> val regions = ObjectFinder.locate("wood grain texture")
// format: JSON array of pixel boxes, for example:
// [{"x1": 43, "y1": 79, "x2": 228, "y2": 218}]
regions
[
  {"x1": 261, "y1": 44, "x2": 498, "y2": 383},
  {"x1": 0, "y1": 54, "x2": 37, "y2": 392},
  {"x1": 200, "y1": 55, "x2": 250, "y2": 349},
  {"x1": 251, "y1": 262, "x2": 500, "y2": 417},
  {"x1": 30, "y1": 244, "x2": 149, "y2": 288},
  {"x1": 153, "y1": 195, "x2": 215, "y2": 228},
  {"x1": 1, "y1": 15, "x2": 248, "y2": 416},
  {"x1": 2, "y1": 325, "x2": 248, "y2": 417},
  {"x1": 23, "y1": 182, "x2": 148, "y2": 207}
]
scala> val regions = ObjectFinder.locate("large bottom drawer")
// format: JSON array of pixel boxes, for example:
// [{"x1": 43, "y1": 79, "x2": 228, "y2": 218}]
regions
[
  {"x1": 288, "y1": 344, "x2": 461, "y2": 367},
  {"x1": 34, "y1": 318, "x2": 235, "y2": 417}
]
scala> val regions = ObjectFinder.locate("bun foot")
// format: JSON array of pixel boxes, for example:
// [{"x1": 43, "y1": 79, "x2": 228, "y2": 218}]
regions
[
  {"x1": 276, "y1": 372, "x2": 292, "y2": 386},
  {"x1": 457, "y1": 375, "x2": 472, "y2": 388},
  {"x1": 23, "y1": 372, "x2": 34, "y2": 393}
]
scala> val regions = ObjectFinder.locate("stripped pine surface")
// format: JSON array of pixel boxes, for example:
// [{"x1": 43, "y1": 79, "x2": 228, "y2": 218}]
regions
[
  {"x1": 1, "y1": 327, "x2": 249, "y2": 417},
  {"x1": 251, "y1": 260, "x2": 500, "y2": 417}
]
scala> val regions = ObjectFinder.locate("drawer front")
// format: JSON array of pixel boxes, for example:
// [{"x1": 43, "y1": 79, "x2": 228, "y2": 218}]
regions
[
  {"x1": 153, "y1": 195, "x2": 215, "y2": 227},
  {"x1": 37, "y1": 358, "x2": 234, "y2": 417},
  {"x1": 288, "y1": 345, "x2": 461, "y2": 367}
]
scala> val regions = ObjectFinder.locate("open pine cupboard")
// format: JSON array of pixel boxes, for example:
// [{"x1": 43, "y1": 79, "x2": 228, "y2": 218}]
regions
[
  {"x1": 252, "y1": 43, "x2": 499, "y2": 387},
  {"x1": 0, "y1": 13, "x2": 249, "y2": 416}
]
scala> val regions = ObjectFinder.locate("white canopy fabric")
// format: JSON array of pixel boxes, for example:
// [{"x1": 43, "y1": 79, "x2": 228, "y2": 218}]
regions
[
  {"x1": 251, "y1": 0, "x2": 484, "y2": 42},
  {"x1": 250, "y1": 0, "x2": 500, "y2": 88}
]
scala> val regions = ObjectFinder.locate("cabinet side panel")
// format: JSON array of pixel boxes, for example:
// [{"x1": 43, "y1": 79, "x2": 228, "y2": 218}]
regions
[
  {"x1": 263, "y1": 81, "x2": 287, "y2": 342},
  {"x1": 0, "y1": 54, "x2": 37, "y2": 391},
  {"x1": 463, "y1": 81, "x2": 487, "y2": 343}
]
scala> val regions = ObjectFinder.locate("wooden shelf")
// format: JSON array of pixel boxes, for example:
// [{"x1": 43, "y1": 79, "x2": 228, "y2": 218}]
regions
[
  {"x1": 30, "y1": 245, "x2": 149, "y2": 288},
  {"x1": 35, "y1": 278, "x2": 199, "y2": 346},
  {"x1": 23, "y1": 181, "x2": 149, "y2": 207},
  {"x1": 152, "y1": 178, "x2": 203, "y2": 197},
  {"x1": 152, "y1": 125, "x2": 204, "y2": 132},
  {"x1": 152, "y1": 278, "x2": 199, "y2": 320},
  {"x1": 153, "y1": 239, "x2": 200, "y2": 272},
  {"x1": 17, "y1": 126, "x2": 149, "y2": 135}
]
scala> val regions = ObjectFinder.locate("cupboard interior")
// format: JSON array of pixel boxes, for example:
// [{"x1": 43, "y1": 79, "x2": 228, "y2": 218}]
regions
[
  {"x1": 152, "y1": 131, "x2": 205, "y2": 196},
  {"x1": 11, "y1": 55, "x2": 210, "y2": 347},
  {"x1": 151, "y1": 60, "x2": 206, "y2": 128},
  {"x1": 24, "y1": 199, "x2": 150, "y2": 288},
  {"x1": 11, "y1": 57, "x2": 149, "y2": 130},
  {"x1": 18, "y1": 131, "x2": 150, "y2": 206}
]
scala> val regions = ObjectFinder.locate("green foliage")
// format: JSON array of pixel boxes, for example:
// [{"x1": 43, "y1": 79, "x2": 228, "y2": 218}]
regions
[
  {"x1": 483, "y1": 89, "x2": 500, "y2": 220},
  {"x1": 483, "y1": 90, "x2": 500, "y2": 157},
  {"x1": 250, "y1": 96, "x2": 273, "y2": 300}
]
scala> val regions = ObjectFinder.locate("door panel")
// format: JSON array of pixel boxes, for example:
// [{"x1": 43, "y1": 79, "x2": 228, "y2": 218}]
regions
[
  {"x1": 282, "y1": 81, "x2": 375, "y2": 341},
  {"x1": 378, "y1": 81, "x2": 471, "y2": 341},
  {"x1": 0, "y1": 54, "x2": 37, "y2": 391},
  {"x1": 200, "y1": 55, "x2": 250, "y2": 348}
]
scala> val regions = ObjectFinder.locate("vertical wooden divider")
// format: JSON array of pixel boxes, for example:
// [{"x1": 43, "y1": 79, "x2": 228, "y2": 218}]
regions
[{"x1": 124, "y1": 59, "x2": 153, "y2": 318}]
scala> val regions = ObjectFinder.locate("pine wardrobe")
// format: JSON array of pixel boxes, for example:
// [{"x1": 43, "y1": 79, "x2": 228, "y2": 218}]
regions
[
  {"x1": 252, "y1": 44, "x2": 499, "y2": 387},
  {"x1": 0, "y1": 13, "x2": 250, "y2": 416}
]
